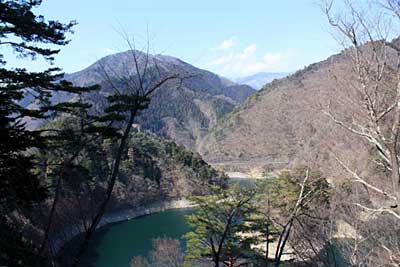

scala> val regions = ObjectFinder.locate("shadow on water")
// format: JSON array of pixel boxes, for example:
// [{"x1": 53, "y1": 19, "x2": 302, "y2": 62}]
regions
[
  {"x1": 58, "y1": 208, "x2": 194, "y2": 267},
  {"x1": 57, "y1": 224, "x2": 112, "y2": 267}
]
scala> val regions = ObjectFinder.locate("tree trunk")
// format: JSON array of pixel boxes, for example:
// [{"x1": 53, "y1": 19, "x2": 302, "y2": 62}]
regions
[
  {"x1": 72, "y1": 110, "x2": 136, "y2": 266},
  {"x1": 265, "y1": 224, "x2": 269, "y2": 267},
  {"x1": 389, "y1": 145, "x2": 400, "y2": 212},
  {"x1": 214, "y1": 255, "x2": 220, "y2": 267},
  {"x1": 390, "y1": 95, "x2": 400, "y2": 212}
]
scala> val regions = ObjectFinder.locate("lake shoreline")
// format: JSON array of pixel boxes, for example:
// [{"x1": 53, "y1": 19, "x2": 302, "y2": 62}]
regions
[
  {"x1": 53, "y1": 177, "x2": 257, "y2": 256},
  {"x1": 51, "y1": 199, "x2": 195, "y2": 255}
]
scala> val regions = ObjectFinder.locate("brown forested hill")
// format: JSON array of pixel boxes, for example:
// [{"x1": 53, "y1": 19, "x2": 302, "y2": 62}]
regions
[
  {"x1": 69, "y1": 51, "x2": 255, "y2": 150},
  {"x1": 197, "y1": 47, "x2": 384, "y2": 181},
  {"x1": 24, "y1": 51, "x2": 256, "y2": 149}
]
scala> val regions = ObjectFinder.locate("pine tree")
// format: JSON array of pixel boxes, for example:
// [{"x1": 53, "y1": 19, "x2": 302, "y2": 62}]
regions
[
  {"x1": 184, "y1": 186, "x2": 256, "y2": 267},
  {"x1": 71, "y1": 46, "x2": 181, "y2": 266},
  {"x1": 0, "y1": 1, "x2": 97, "y2": 265}
]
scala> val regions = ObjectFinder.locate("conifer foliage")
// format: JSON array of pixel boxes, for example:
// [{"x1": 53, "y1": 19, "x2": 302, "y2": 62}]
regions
[{"x1": 0, "y1": 1, "x2": 97, "y2": 265}]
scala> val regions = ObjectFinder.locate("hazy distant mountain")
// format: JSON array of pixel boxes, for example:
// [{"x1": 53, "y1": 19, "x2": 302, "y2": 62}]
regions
[
  {"x1": 234, "y1": 72, "x2": 289, "y2": 90},
  {"x1": 61, "y1": 51, "x2": 256, "y2": 149}
]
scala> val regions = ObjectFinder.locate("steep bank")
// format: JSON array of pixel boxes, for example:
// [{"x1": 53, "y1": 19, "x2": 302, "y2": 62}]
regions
[{"x1": 27, "y1": 131, "x2": 227, "y2": 261}]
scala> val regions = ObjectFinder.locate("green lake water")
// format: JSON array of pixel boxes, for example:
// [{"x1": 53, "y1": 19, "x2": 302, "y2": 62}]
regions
[
  {"x1": 75, "y1": 178, "x2": 348, "y2": 267},
  {"x1": 84, "y1": 208, "x2": 193, "y2": 267},
  {"x1": 80, "y1": 178, "x2": 255, "y2": 267}
]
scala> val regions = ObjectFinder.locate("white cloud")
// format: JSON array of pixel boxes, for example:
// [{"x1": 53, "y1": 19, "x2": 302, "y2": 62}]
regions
[
  {"x1": 216, "y1": 36, "x2": 236, "y2": 50},
  {"x1": 242, "y1": 44, "x2": 257, "y2": 57},
  {"x1": 209, "y1": 44, "x2": 257, "y2": 67},
  {"x1": 206, "y1": 45, "x2": 296, "y2": 77},
  {"x1": 263, "y1": 50, "x2": 293, "y2": 68},
  {"x1": 208, "y1": 53, "x2": 234, "y2": 66}
]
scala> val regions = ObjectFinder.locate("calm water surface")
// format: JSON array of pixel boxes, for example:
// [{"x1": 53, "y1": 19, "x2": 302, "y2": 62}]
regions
[
  {"x1": 85, "y1": 178, "x2": 255, "y2": 267},
  {"x1": 86, "y1": 208, "x2": 193, "y2": 267}
]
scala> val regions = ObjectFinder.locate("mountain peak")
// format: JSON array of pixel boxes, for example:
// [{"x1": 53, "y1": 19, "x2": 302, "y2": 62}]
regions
[{"x1": 61, "y1": 50, "x2": 255, "y2": 150}]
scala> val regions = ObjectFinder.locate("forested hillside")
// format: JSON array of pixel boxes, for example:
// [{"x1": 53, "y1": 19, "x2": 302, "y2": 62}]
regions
[
  {"x1": 199, "y1": 47, "x2": 380, "y2": 179},
  {"x1": 63, "y1": 51, "x2": 255, "y2": 149},
  {"x1": 2, "y1": 0, "x2": 400, "y2": 267}
]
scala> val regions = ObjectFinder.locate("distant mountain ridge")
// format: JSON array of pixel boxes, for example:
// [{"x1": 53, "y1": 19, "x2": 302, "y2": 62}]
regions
[
  {"x1": 65, "y1": 51, "x2": 254, "y2": 103},
  {"x1": 62, "y1": 50, "x2": 256, "y2": 149},
  {"x1": 233, "y1": 72, "x2": 289, "y2": 90}
]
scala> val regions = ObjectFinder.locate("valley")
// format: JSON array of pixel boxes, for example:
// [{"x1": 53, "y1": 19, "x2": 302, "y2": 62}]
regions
[
  {"x1": 12, "y1": 44, "x2": 400, "y2": 267},
  {"x1": 2, "y1": 1, "x2": 400, "y2": 267},
  {"x1": 63, "y1": 51, "x2": 256, "y2": 150}
]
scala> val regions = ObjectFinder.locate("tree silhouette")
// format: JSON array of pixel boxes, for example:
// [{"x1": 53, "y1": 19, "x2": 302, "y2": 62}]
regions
[{"x1": 0, "y1": 1, "x2": 98, "y2": 265}]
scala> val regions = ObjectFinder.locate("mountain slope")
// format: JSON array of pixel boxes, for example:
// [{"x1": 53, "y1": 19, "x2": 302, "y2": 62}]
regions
[
  {"x1": 66, "y1": 51, "x2": 255, "y2": 103},
  {"x1": 198, "y1": 48, "x2": 383, "y2": 179},
  {"x1": 64, "y1": 51, "x2": 256, "y2": 149},
  {"x1": 35, "y1": 131, "x2": 228, "y2": 261},
  {"x1": 234, "y1": 72, "x2": 289, "y2": 90}
]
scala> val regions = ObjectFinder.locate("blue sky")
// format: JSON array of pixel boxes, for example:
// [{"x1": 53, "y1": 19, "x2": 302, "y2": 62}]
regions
[{"x1": 7, "y1": 0, "x2": 342, "y2": 78}]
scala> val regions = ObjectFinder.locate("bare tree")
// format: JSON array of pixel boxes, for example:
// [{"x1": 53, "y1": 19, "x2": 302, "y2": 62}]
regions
[
  {"x1": 72, "y1": 37, "x2": 183, "y2": 266},
  {"x1": 321, "y1": 0, "x2": 400, "y2": 265},
  {"x1": 255, "y1": 166, "x2": 331, "y2": 267},
  {"x1": 149, "y1": 238, "x2": 185, "y2": 267},
  {"x1": 323, "y1": 0, "x2": 400, "y2": 217},
  {"x1": 130, "y1": 238, "x2": 185, "y2": 267}
]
